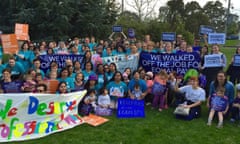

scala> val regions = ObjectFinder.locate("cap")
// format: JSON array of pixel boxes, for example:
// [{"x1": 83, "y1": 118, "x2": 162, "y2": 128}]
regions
[
  {"x1": 88, "y1": 74, "x2": 98, "y2": 81},
  {"x1": 146, "y1": 71, "x2": 153, "y2": 79}
]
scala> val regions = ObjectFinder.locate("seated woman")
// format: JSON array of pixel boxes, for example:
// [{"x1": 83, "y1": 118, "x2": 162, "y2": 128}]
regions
[{"x1": 175, "y1": 76, "x2": 206, "y2": 120}]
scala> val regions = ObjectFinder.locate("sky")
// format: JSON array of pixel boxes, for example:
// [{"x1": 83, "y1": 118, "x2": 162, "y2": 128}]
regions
[{"x1": 118, "y1": 0, "x2": 240, "y2": 18}]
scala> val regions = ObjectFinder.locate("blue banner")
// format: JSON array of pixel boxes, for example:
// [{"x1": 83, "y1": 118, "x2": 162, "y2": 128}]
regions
[
  {"x1": 112, "y1": 25, "x2": 122, "y2": 32},
  {"x1": 117, "y1": 98, "x2": 145, "y2": 118},
  {"x1": 139, "y1": 52, "x2": 200, "y2": 75},
  {"x1": 199, "y1": 25, "x2": 215, "y2": 35},
  {"x1": 161, "y1": 32, "x2": 176, "y2": 42},
  {"x1": 39, "y1": 54, "x2": 84, "y2": 73}
]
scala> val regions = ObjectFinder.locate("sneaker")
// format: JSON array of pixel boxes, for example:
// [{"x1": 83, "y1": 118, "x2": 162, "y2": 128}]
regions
[
  {"x1": 158, "y1": 108, "x2": 162, "y2": 112},
  {"x1": 207, "y1": 122, "x2": 212, "y2": 126},
  {"x1": 217, "y1": 123, "x2": 223, "y2": 128},
  {"x1": 146, "y1": 102, "x2": 151, "y2": 106}
]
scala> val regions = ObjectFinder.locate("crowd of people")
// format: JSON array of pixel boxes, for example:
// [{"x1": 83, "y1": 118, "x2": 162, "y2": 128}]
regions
[{"x1": 0, "y1": 33, "x2": 240, "y2": 128}]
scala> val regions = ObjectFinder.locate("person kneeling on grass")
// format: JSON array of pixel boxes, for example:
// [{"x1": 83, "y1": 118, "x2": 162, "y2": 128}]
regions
[
  {"x1": 175, "y1": 76, "x2": 206, "y2": 120},
  {"x1": 207, "y1": 87, "x2": 228, "y2": 128}
]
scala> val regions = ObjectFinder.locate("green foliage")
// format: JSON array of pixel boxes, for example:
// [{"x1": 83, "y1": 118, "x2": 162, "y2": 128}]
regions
[{"x1": 0, "y1": 0, "x2": 119, "y2": 41}]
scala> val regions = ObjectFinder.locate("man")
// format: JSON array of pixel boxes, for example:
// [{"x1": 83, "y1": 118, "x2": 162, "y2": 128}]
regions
[{"x1": 5, "y1": 56, "x2": 25, "y2": 80}]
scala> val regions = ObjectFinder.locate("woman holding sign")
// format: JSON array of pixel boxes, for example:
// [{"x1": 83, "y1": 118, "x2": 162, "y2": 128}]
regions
[
  {"x1": 227, "y1": 47, "x2": 240, "y2": 84},
  {"x1": 202, "y1": 44, "x2": 227, "y2": 96}
]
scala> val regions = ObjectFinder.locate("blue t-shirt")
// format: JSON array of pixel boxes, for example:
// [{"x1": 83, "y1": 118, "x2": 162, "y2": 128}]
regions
[
  {"x1": 57, "y1": 77, "x2": 75, "y2": 92},
  {"x1": 128, "y1": 79, "x2": 147, "y2": 93},
  {"x1": 107, "y1": 81, "x2": 128, "y2": 99},
  {"x1": 210, "y1": 94, "x2": 228, "y2": 112}
]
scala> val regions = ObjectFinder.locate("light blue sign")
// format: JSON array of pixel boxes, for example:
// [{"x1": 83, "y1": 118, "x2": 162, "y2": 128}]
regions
[
  {"x1": 162, "y1": 32, "x2": 176, "y2": 41},
  {"x1": 208, "y1": 33, "x2": 226, "y2": 44}
]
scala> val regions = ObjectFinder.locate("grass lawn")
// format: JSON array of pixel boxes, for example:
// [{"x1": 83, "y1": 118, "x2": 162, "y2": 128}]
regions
[
  {"x1": 224, "y1": 40, "x2": 240, "y2": 47},
  {"x1": 9, "y1": 106, "x2": 240, "y2": 144},
  {"x1": 6, "y1": 45, "x2": 240, "y2": 144}
]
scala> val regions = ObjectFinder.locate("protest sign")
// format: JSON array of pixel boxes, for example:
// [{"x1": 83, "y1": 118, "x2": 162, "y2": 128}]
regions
[
  {"x1": 1, "y1": 81, "x2": 23, "y2": 93},
  {"x1": 139, "y1": 51, "x2": 200, "y2": 75},
  {"x1": 15, "y1": 23, "x2": 29, "y2": 41},
  {"x1": 210, "y1": 95, "x2": 228, "y2": 112},
  {"x1": 128, "y1": 28, "x2": 135, "y2": 38},
  {"x1": 44, "y1": 80, "x2": 59, "y2": 94},
  {"x1": 117, "y1": 98, "x2": 145, "y2": 118},
  {"x1": 161, "y1": 32, "x2": 176, "y2": 42},
  {"x1": 208, "y1": 33, "x2": 226, "y2": 44},
  {"x1": 39, "y1": 54, "x2": 84, "y2": 73},
  {"x1": 0, "y1": 91, "x2": 86, "y2": 142},
  {"x1": 83, "y1": 114, "x2": 109, "y2": 127},
  {"x1": 199, "y1": 25, "x2": 215, "y2": 35},
  {"x1": 233, "y1": 54, "x2": 240, "y2": 66},
  {"x1": 203, "y1": 54, "x2": 223, "y2": 68},
  {"x1": 112, "y1": 25, "x2": 123, "y2": 32},
  {"x1": 1, "y1": 34, "x2": 18, "y2": 54},
  {"x1": 102, "y1": 54, "x2": 139, "y2": 73}
]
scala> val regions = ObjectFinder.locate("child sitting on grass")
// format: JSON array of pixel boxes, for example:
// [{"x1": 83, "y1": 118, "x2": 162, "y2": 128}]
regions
[{"x1": 207, "y1": 87, "x2": 229, "y2": 128}]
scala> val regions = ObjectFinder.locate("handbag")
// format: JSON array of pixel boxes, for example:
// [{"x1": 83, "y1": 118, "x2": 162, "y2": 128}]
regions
[{"x1": 174, "y1": 106, "x2": 190, "y2": 116}]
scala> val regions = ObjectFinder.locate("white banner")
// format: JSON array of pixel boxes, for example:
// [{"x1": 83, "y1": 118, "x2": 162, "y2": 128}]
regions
[
  {"x1": 102, "y1": 54, "x2": 139, "y2": 73},
  {"x1": 0, "y1": 90, "x2": 86, "y2": 142},
  {"x1": 203, "y1": 54, "x2": 223, "y2": 68}
]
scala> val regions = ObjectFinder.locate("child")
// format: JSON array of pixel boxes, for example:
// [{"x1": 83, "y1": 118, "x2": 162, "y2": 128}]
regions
[
  {"x1": 79, "y1": 89, "x2": 97, "y2": 116},
  {"x1": 21, "y1": 74, "x2": 36, "y2": 92},
  {"x1": 207, "y1": 87, "x2": 229, "y2": 128},
  {"x1": 152, "y1": 70, "x2": 168, "y2": 112},
  {"x1": 144, "y1": 71, "x2": 154, "y2": 105},
  {"x1": 230, "y1": 83, "x2": 240, "y2": 123},
  {"x1": 131, "y1": 83, "x2": 143, "y2": 100},
  {"x1": 98, "y1": 87, "x2": 111, "y2": 108}
]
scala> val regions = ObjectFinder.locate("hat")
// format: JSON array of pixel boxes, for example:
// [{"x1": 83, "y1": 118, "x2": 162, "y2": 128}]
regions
[
  {"x1": 236, "y1": 83, "x2": 240, "y2": 91},
  {"x1": 88, "y1": 74, "x2": 98, "y2": 81},
  {"x1": 146, "y1": 72, "x2": 153, "y2": 79},
  {"x1": 122, "y1": 72, "x2": 128, "y2": 78}
]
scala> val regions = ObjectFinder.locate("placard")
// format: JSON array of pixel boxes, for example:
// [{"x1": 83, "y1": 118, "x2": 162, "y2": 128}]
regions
[
  {"x1": 203, "y1": 54, "x2": 223, "y2": 67},
  {"x1": 112, "y1": 25, "x2": 122, "y2": 32},
  {"x1": 15, "y1": 23, "x2": 29, "y2": 41},
  {"x1": 117, "y1": 98, "x2": 145, "y2": 118},
  {"x1": 161, "y1": 32, "x2": 176, "y2": 42},
  {"x1": 210, "y1": 95, "x2": 228, "y2": 111},
  {"x1": 208, "y1": 33, "x2": 226, "y2": 44},
  {"x1": 83, "y1": 114, "x2": 109, "y2": 126},
  {"x1": 233, "y1": 54, "x2": 240, "y2": 66},
  {"x1": 199, "y1": 25, "x2": 215, "y2": 35},
  {"x1": 128, "y1": 28, "x2": 135, "y2": 38},
  {"x1": 1, "y1": 34, "x2": 19, "y2": 54},
  {"x1": 44, "y1": 80, "x2": 59, "y2": 94}
]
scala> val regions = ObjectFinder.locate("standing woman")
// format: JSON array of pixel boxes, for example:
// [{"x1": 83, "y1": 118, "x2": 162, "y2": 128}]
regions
[
  {"x1": 227, "y1": 47, "x2": 240, "y2": 84},
  {"x1": 202, "y1": 44, "x2": 227, "y2": 95},
  {"x1": 106, "y1": 71, "x2": 128, "y2": 108},
  {"x1": 15, "y1": 42, "x2": 35, "y2": 71}
]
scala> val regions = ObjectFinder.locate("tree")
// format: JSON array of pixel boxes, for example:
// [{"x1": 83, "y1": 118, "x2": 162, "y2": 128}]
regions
[
  {"x1": 125, "y1": 0, "x2": 158, "y2": 21},
  {"x1": 203, "y1": 1, "x2": 226, "y2": 32}
]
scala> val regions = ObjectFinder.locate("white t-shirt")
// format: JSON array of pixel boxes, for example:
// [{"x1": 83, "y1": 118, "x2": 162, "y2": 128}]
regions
[
  {"x1": 98, "y1": 94, "x2": 111, "y2": 106},
  {"x1": 179, "y1": 85, "x2": 206, "y2": 102}
]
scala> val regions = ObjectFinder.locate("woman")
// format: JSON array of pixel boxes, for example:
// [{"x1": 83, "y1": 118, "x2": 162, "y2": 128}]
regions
[
  {"x1": 128, "y1": 70, "x2": 148, "y2": 100},
  {"x1": 72, "y1": 72, "x2": 85, "y2": 92},
  {"x1": 56, "y1": 81, "x2": 68, "y2": 94},
  {"x1": 175, "y1": 77, "x2": 206, "y2": 120},
  {"x1": 15, "y1": 42, "x2": 35, "y2": 71},
  {"x1": 227, "y1": 47, "x2": 240, "y2": 84},
  {"x1": 84, "y1": 74, "x2": 100, "y2": 94},
  {"x1": 96, "y1": 64, "x2": 107, "y2": 89},
  {"x1": 57, "y1": 68, "x2": 74, "y2": 92},
  {"x1": 106, "y1": 63, "x2": 117, "y2": 81},
  {"x1": 202, "y1": 44, "x2": 227, "y2": 96},
  {"x1": 73, "y1": 61, "x2": 82, "y2": 74},
  {"x1": 106, "y1": 71, "x2": 128, "y2": 108},
  {"x1": 207, "y1": 70, "x2": 235, "y2": 116},
  {"x1": 82, "y1": 61, "x2": 95, "y2": 82}
]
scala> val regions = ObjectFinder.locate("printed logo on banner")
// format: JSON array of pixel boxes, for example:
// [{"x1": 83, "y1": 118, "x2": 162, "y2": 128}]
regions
[
  {"x1": 117, "y1": 98, "x2": 145, "y2": 118},
  {"x1": 112, "y1": 26, "x2": 123, "y2": 32},
  {"x1": 208, "y1": 33, "x2": 226, "y2": 44},
  {"x1": 199, "y1": 25, "x2": 215, "y2": 35},
  {"x1": 233, "y1": 54, "x2": 240, "y2": 66},
  {"x1": 203, "y1": 54, "x2": 223, "y2": 68},
  {"x1": 161, "y1": 32, "x2": 176, "y2": 42}
]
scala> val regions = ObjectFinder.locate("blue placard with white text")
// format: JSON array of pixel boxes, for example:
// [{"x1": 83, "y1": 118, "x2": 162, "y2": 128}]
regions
[
  {"x1": 208, "y1": 33, "x2": 226, "y2": 44},
  {"x1": 117, "y1": 98, "x2": 145, "y2": 118},
  {"x1": 233, "y1": 54, "x2": 240, "y2": 66},
  {"x1": 199, "y1": 25, "x2": 215, "y2": 35},
  {"x1": 112, "y1": 26, "x2": 123, "y2": 32},
  {"x1": 161, "y1": 32, "x2": 176, "y2": 42}
]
